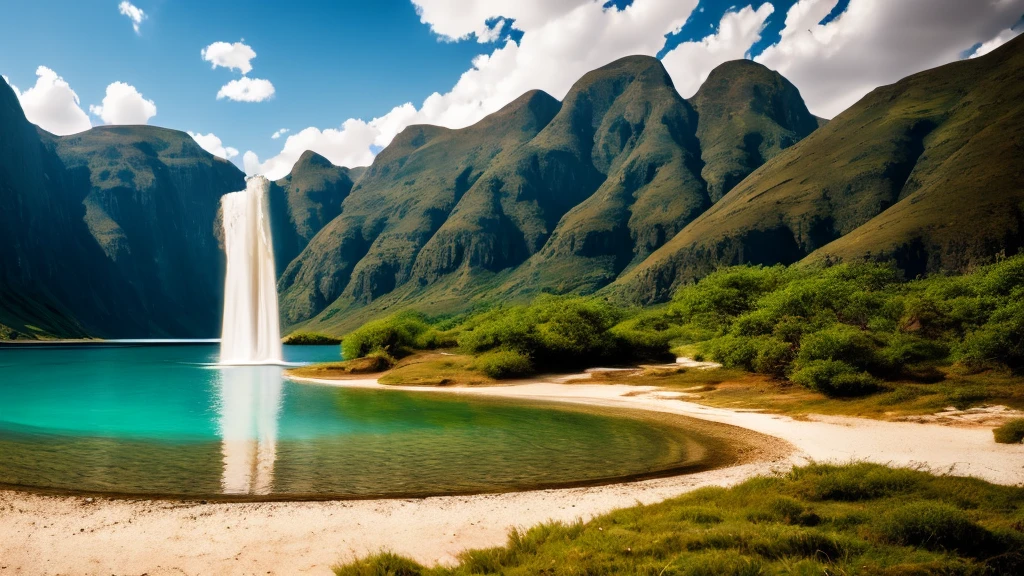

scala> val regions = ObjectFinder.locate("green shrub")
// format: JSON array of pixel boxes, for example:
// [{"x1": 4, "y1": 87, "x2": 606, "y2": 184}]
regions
[
  {"x1": 283, "y1": 332, "x2": 341, "y2": 345},
  {"x1": 993, "y1": 419, "x2": 1024, "y2": 444},
  {"x1": 413, "y1": 328, "x2": 457, "y2": 350},
  {"x1": 876, "y1": 502, "x2": 988, "y2": 553},
  {"x1": 341, "y1": 313, "x2": 431, "y2": 359},
  {"x1": 795, "y1": 324, "x2": 881, "y2": 372},
  {"x1": 473, "y1": 348, "x2": 534, "y2": 379},
  {"x1": 751, "y1": 336, "x2": 794, "y2": 377},
  {"x1": 790, "y1": 360, "x2": 881, "y2": 397},
  {"x1": 957, "y1": 300, "x2": 1024, "y2": 371}
]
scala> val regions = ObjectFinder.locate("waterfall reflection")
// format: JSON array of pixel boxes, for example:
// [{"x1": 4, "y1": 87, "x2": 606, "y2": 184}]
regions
[{"x1": 216, "y1": 366, "x2": 283, "y2": 495}]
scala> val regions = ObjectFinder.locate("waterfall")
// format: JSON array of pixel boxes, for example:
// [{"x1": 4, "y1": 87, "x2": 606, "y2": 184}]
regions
[{"x1": 220, "y1": 176, "x2": 282, "y2": 365}]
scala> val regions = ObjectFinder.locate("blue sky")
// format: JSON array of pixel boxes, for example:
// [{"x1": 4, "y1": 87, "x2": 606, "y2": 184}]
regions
[
  {"x1": 2, "y1": 1, "x2": 1020, "y2": 177},
  {"x1": 1, "y1": 0, "x2": 487, "y2": 163}
]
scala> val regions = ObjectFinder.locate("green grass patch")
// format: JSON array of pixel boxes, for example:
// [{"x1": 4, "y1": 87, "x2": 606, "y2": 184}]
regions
[
  {"x1": 286, "y1": 354, "x2": 390, "y2": 379},
  {"x1": 378, "y1": 353, "x2": 494, "y2": 386},
  {"x1": 993, "y1": 418, "x2": 1024, "y2": 444},
  {"x1": 333, "y1": 463, "x2": 1024, "y2": 575}
]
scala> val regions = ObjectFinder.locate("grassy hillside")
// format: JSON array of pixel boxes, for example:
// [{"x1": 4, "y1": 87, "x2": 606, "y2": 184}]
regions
[
  {"x1": 277, "y1": 89, "x2": 563, "y2": 327},
  {"x1": 285, "y1": 56, "x2": 821, "y2": 334},
  {"x1": 613, "y1": 34, "x2": 1024, "y2": 304},
  {"x1": 269, "y1": 150, "x2": 358, "y2": 276},
  {"x1": 0, "y1": 75, "x2": 246, "y2": 338}
]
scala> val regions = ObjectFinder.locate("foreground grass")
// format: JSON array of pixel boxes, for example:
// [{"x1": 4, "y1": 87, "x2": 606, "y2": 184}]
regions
[
  {"x1": 579, "y1": 365, "x2": 1024, "y2": 419},
  {"x1": 334, "y1": 463, "x2": 1024, "y2": 576}
]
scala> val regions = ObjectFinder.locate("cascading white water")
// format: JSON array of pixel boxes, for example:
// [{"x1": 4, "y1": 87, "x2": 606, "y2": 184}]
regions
[{"x1": 220, "y1": 176, "x2": 282, "y2": 365}]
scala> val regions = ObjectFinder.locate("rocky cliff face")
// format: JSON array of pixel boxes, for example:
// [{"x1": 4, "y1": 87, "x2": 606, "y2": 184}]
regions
[{"x1": 0, "y1": 79, "x2": 246, "y2": 338}]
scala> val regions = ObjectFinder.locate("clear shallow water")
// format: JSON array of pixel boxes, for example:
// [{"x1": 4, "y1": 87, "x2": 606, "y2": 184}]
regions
[{"x1": 0, "y1": 344, "x2": 718, "y2": 499}]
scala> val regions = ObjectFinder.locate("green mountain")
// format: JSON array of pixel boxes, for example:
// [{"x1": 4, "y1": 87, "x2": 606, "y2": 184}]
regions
[
  {"x1": 269, "y1": 150, "x2": 359, "y2": 276},
  {"x1": 0, "y1": 78, "x2": 246, "y2": 338},
  {"x1": 281, "y1": 56, "x2": 821, "y2": 333},
  {"x1": 7, "y1": 37, "x2": 1019, "y2": 339},
  {"x1": 612, "y1": 33, "x2": 1024, "y2": 303}
]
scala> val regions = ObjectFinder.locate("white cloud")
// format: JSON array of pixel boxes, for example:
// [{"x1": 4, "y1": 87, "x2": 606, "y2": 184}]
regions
[
  {"x1": 201, "y1": 41, "x2": 258, "y2": 75},
  {"x1": 252, "y1": 0, "x2": 699, "y2": 178},
  {"x1": 661, "y1": 4, "x2": 775, "y2": 98},
  {"x1": 216, "y1": 77, "x2": 275, "y2": 102},
  {"x1": 271, "y1": 128, "x2": 290, "y2": 139},
  {"x1": 14, "y1": 66, "x2": 91, "y2": 135},
  {"x1": 88, "y1": 81, "x2": 156, "y2": 125},
  {"x1": 970, "y1": 26, "x2": 1022, "y2": 58},
  {"x1": 251, "y1": 0, "x2": 1024, "y2": 179},
  {"x1": 243, "y1": 150, "x2": 262, "y2": 176},
  {"x1": 244, "y1": 118, "x2": 382, "y2": 179},
  {"x1": 118, "y1": 1, "x2": 146, "y2": 34},
  {"x1": 188, "y1": 132, "x2": 239, "y2": 160},
  {"x1": 755, "y1": 0, "x2": 1024, "y2": 118}
]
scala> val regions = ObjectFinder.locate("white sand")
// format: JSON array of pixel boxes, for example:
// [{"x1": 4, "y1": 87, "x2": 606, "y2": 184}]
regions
[{"x1": 2, "y1": 376, "x2": 1021, "y2": 576}]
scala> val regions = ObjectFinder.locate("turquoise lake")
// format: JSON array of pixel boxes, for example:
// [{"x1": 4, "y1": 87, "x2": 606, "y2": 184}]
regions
[{"x1": 0, "y1": 344, "x2": 711, "y2": 499}]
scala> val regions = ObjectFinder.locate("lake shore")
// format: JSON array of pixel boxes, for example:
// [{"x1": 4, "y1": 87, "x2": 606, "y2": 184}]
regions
[{"x1": 1, "y1": 372, "x2": 1021, "y2": 576}]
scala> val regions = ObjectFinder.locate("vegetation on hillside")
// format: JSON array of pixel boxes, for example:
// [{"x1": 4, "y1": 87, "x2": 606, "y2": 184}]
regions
[
  {"x1": 283, "y1": 331, "x2": 342, "y2": 345},
  {"x1": 616, "y1": 33, "x2": 1024, "y2": 303},
  {"x1": 336, "y1": 255, "x2": 1024, "y2": 401},
  {"x1": 334, "y1": 463, "x2": 1024, "y2": 575}
]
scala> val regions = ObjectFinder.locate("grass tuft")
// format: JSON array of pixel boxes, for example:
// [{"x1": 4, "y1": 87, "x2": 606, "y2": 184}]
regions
[{"x1": 993, "y1": 418, "x2": 1024, "y2": 444}]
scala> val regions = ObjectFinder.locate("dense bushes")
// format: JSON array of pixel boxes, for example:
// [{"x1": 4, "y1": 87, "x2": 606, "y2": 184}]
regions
[
  {"x1": 337, "y1": 255, "x2": 1024, "y2": 387},
  {"x1": 472, "y1": 348, "x2": 533, "y2": 379},
  {"x1": 341, "y1": 312, "x2": 432, "y2": 359},
  {"x1": 456, "y1": 296, "x2": 642, "y2": 370},
  {"x1": 666, "y1": 256, "x2": 1024, "y2": 396}
]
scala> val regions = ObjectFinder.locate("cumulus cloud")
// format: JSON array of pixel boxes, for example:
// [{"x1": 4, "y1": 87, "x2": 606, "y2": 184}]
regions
[
  {"x1": 251, "y1": 0, "x2": 699, "y2": 178},
  {"x1": 252, "y1": 0, "x2": 1024, "y2": 179},
  {"x1": 970, "y1": 26, "x2": 1022, "y2": 58},
  {"x1": 242, "y1": 151, "x2": 262, "y2": 176},
  {"x1": 661, "y1": 4, "x2": 774, "y2": 98},
  {"x1": 88, "y1": 81, "x2": 157, "y2": 125},
  {"x1": 216, "y1": 77, "x2": 275, "y2": 102},
  {"x1": 118, "y1": 1, "x2": 146, "y2": 34},
  {"x1": 412, "y1": 0, "x2": 593, "y2": 42},
  {"x1": 14, "y1": 66, "x2": 91, "y2": 135},
  {"x1": 188, "y1": 132, "x2": 239, "y2": 160},
  {"x1": 755, "y1": 0, "x2": 1024, "y2": 118},
  {"x1": 244, "y1": 119, "x2": 382, "y2": 178},
  {"x1": 201, "y1": 41, "x2": 258, "y2": 75},
  {"x1": 271, "y1": 128, "x2": 289, "y2": 139}
]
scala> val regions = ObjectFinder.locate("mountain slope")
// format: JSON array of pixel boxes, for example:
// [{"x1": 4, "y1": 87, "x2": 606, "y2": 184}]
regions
[
  {"x1": 495, "y1": 58, "x2": 820, "y2": 299},
  {"x1": 0, "y1": 77, "x2": 246, "y2": 338},
  {"x1": 277, "y1": 89, "x2": 562, "y2": 326},
  {"x1": 269, "y1": 150, "x2": 358, "y2": 276},
  {"x1": 49, "y1": 126, "x2": 246, "y2": 336},
  {"x1": 613, "y1": 34, "x2": 1024, "y2": 303},
  {"x1": 282, "y1": 56, "x2": 822, "y2": 333}
]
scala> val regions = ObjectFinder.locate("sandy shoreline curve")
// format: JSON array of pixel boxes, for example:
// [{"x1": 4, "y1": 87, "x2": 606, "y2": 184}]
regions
[{"x1": 2, "y1": 373, "x2": 1021, "y2": 575}]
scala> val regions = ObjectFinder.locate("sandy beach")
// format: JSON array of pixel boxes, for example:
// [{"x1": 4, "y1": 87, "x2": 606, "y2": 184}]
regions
[{"x1": 2, "y1": 375, "x2": 1022, "y2": 576}]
